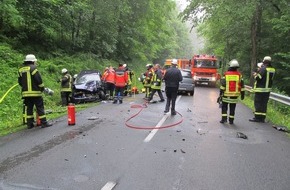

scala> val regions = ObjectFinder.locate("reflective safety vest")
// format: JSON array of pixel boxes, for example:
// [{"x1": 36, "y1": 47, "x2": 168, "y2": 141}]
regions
[
  {"x1": 61, "y1": 73, "x2": 72, "y2": 92},
  {"x1": 143, "y1": 68, "x2": 153, "y2": 87},
  {"x1": 151, "y1": 69, "x2": 162, "y2": 90},
  {"x1": 220, "y1": 71, "x2": 244, "y2": 97},
  {"x1": 115, "y1": 67, "x2": 128, "y2": 87},
  {"x1": 102, "y1": 69, "x2": 115, "y2": 84},
  {"x1": 253, "y1": 66, "x2": 275, "y2": 92},
  {"x1": 18, "y1": 64, "x2": 44, "y2": 97}
]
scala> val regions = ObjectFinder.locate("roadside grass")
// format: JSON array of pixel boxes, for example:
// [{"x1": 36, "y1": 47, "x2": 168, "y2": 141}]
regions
[{"x1": 242, "y1": 92, "x2": 290, "y2": 132}]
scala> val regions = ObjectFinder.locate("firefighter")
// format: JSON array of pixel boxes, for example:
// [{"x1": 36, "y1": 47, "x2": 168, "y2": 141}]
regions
[
  {"x1": 59, "y1": 68, "x2": 72, "y2": 106},
  {"x1": 102, "y1": 66, "x2": 115, "y2": 100},
  {"x1": 124, "y1": 64, "x2": 134, "y2": 97},
  {"x1": 163, "y1": 59, "x2": 183, "y2": 115},
  {"x1": 18, "y1": 54, "x2": 52, "y2": 129},
  {"x1": 113, "y1": 63, "x2": 128, "y2": 104},
  {"x1": 219, "y1": 59, "x2": 245, "y2": 124},
  {"x1": 143, "y1": 64, "x2": 154, "y2": 99},
  {"x1": 249, "y1": 56, "x2": 275, "y2": 123},
  {"x1": 148, "y1": 64, "x2": 165, "y2": 103}
]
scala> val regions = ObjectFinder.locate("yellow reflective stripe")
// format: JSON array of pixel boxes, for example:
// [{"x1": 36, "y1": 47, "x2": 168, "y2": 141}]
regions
[
  {"x1": 39, "y1": 115, "x2": 46, "y2": 119},
  {"x1": 22, "y1": 91, "x2": 42, "y2": 97},
  {"x1": 229, "y1": 115, "x2": 234, "y2": 119},
  {"x1": 222, "y1": 114, "x2": 227, "y2": 117},
  {"x1": 222, "y1": 97, "x2": 238, "y2": 103},
  {"x1": 39, "y1": 83, "x2": 44, "y2": 87},
  {"x1": 253, "y1": 88, "x2": 272, "y2": 92},
  {"x1": 31, "y1": 69, "x2": 38, "y2": 75},
  {"x1": 61, "y1": 88, "x2": 72, "y2": 92},
  {"x1": 27, "y1": 115, "x2": 34, "y2": 119},
  {"x1": 255, "y1": 112, "x2": 266, "y2": 116}
]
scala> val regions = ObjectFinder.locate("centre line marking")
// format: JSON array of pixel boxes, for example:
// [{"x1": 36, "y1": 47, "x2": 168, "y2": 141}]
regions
[
  {"x1": 143, "y1": 95, "x2": 182, "y2": 143},
  {"x1": 101, "y1": 181, "x2": 116, "y2": 190}
]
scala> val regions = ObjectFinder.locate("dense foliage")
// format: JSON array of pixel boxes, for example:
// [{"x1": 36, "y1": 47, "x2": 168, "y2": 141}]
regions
[
  {"x1": 0, "y1": 0, "x2": 195, "y2": 135},
  {"x1": 181, "y1": 0, "x2": 290, "y2": 95}
]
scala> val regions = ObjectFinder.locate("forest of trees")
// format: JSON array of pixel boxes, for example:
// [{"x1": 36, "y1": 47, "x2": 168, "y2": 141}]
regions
[
  {"x1": 181, "y1": 0, "x2": 290, "y2": 95},
  {"x1": 0, "y1": 0, "x2": 289, "y2": 95},
  {"x1": 0, "y1": 0, "x2": 193, "y2": 64}
]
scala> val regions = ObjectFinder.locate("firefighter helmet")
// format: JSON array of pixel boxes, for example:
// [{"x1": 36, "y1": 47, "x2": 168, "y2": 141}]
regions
[
  {"x1": 61, "y1": 68, "x2": 68, "y2": 74},
  {"x1": 263, "y1": 56, "x2": 271, "y2": 62},
  {"x1": 229, "y1": 59, "x2": 239, "y2": 68},
  {"x1": 24, "y1": 54, "x2": 37, "y2": 62},
  {"x1": 146, "y1": 64, "x2": 153, "y2": 67},
  {"x1": 171, "y1": 59, "x2": 178, "y2": 65}
]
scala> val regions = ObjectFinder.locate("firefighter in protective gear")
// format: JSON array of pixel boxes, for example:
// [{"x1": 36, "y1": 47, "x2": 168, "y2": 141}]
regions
[
  {"x1": 124, "y1": 64, "x2": 134, "y2": 97},
  {"x1": 59, "y1": 68, "x2": 72, "y2": 106},
  {"x1": 219, "y1": 59, "x2": 245, "y2": 124},
  {"x1": 18, "y1": 54, "x2": 52, "y2": 129},
  {"x1": 102, "y1": 66, "x2": 115, "y2": 100},
  {"x1": 148, "y1": 64, "x2": 165, "y2": 102},
  {"x1": 249, "y1": 56, "x2": 275, "y2": 123},
  {"x1": 143, "y1": 64, "x2": 154, "y2": 99},
  {"x1": 113, "y1": 63, "x2": 128, "y2": 104}
]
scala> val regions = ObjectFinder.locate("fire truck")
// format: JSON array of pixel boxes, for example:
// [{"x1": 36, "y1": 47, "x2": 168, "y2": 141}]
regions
[{"x1": 190, "y1": 54, "x2": 220, "y2": 86}]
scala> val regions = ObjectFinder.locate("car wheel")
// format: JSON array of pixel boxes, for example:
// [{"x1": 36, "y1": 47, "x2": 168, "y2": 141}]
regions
[
  {"x1": 190, "y1": 91, "x2": 194, "y2": 96},
  {"x1": 99, "y1": 91, "x2": 106, "y2": 100}
]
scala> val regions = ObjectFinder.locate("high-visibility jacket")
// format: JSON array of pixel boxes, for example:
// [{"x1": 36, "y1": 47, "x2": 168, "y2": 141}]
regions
[
  {"x1": 151, "y1": 69, "x2": 163, "y2": 90},
  {"x1": 220, "y1": 70, "x2": 244, "y2": 103},
  {"x1": 61, "y1": 73, "x2": 72, "y2": 92},
  {"x1": 102, "y1": 69, "x2": 116, "y2": 84},
  {"x1": 115, "y1": 66, "x2": 128, "y2": 87},
  {"x1": 18, "y1": 63, "x2": 44, "y2": 97},
  {"x1": 253, "y1": 66, "x2": 275, "y2": 92},
  {"x1": 143, "y1": 68, "x2": 153, "y2": 87}
]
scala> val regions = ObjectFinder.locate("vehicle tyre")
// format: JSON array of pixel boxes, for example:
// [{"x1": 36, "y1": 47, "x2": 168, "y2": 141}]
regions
[
  {"x1": 190, "y1": 91, "x2": 194, "y2": 96},
  {"x1": 99, "y1": 91, "x2": 106, "y2": 100}
]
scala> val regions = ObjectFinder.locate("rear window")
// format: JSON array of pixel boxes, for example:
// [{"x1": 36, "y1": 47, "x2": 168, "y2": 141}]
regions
[{"x1": 181, "y1": 71, "x2": 192, "y2": 78}]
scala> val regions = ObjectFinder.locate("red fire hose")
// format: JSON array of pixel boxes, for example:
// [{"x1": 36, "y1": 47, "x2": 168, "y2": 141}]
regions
[{"x1": 125, "y1": 101, "x2": 183, "y2": 130}]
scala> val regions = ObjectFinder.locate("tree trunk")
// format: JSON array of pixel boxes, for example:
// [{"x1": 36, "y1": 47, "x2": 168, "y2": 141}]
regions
[{"x1": 250, "y1": 1, "x2": 262, "y2": 86}]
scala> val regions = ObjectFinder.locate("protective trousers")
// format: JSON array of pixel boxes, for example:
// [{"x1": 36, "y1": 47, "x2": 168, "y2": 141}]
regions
[
  {"x1": 113, "y1": 86, "x2": 124, "y2": 103},
  {"x1": 221, "y1": 102, "x2": 237, "y2": 122},
  {"x1": 254, "y1": 92, "x2": 270, "y2": 121},
  {"x1": 165, "y1": 87, "x2": 178, "y2": 112},
  {"x1": 61, "y1": 91, "x2": 71, "y2": 106},
  {"x1": 24, "y1": 97, "x2": 47, "y2": 127}
]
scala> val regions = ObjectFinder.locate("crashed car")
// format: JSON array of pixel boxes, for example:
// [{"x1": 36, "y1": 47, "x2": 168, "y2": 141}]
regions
[
  {"x1": 178, "y1": 69, "x2": 195, "y2": 96},
  {"x1": 72, "y1": 70, "x2": 106, "y2": 103}
]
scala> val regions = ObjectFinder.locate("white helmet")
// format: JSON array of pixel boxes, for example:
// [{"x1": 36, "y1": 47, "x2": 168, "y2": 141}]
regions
[
  {"x1": 123, "y1": 64, "x2": 127, "y2": 68},
  {"x1": 24, "y1": 54, "x2": 37, "y2": 62},
  {"x1": 263, "y1": 56, "x2": 271, "y2": 62},
  {"x1": 146, "y1": 64, "x2": 153, "y2": 67},
  {"x1": 171, "y1": 59, "x2": 178, "y2": 65},
  {"x1": 73, "y1": 74, "x2": 78, "y2": 78},
  {"x1": 61, "y1": 68, "x2": 68, "y2": 74},
  {"x1": 229, "y1": 59, "x2": 239, "y2": 68}
]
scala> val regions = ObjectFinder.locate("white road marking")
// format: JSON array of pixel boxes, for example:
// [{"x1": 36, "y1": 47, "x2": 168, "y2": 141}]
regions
[
  {"x1": 101, "y1": 181, "x2": 116, "y2": 190},
  {"x1": 144, "y1": 95, "x2": 182, "y2": 143}
]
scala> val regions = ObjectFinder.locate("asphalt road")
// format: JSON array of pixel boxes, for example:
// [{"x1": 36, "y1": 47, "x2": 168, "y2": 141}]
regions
[{"x1": 0, "y1": 86, "x2": 289, "y2": 190}]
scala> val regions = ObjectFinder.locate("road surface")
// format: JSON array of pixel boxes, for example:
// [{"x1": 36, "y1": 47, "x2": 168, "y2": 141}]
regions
[{"x1": 0, "y1": 86, "x2": 289, "y2": 190}]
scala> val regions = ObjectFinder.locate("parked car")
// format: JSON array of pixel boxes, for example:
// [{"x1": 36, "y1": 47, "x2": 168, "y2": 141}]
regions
[
  {"x1": 72, "y1": 70, "x2": 106, "y2": 103},
  {"x1": 178, "y1": 69, "x2": 195, "y2": 96}
]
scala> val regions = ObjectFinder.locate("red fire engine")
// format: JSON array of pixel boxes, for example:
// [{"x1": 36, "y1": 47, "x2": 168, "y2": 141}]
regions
[{"x1": 190, "y1": 54, "x2": 220, "y2": 86}]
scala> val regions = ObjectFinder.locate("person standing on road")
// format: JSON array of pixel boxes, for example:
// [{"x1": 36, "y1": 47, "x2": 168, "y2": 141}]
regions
[
  {"x1": 249, "y1": 56, "x2": 275, "y2": 123},
  {"x1": 102, "y1": 66, "x2": 115, "y2": 100},
  {"x1": 219, "y1": 59, "x2": 245, "y2": 124},
  {"x1": 59, "y1": 68, "x2": 72, "y2": 106},
  {"x1": 113, "y1": 63, "x2": 128, "y2": 104},
  {"x1": 148, "y1": 64, "x2": 165, "y2": 103},
  {"x1": 18, "y1": 54, "x2": 52, "y2": 129},
  {"x1": 143, "y1": 64, "x2": 154, "y2": 100},
  {"x1": 163, "y1": 59, "x2": 183, "y2": 115}
]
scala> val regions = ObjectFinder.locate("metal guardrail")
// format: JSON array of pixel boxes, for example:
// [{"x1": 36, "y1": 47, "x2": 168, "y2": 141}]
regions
[{"x1": 245, "y1": 85, "x2": 290, "y2": 106}]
